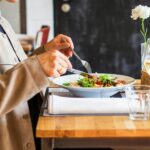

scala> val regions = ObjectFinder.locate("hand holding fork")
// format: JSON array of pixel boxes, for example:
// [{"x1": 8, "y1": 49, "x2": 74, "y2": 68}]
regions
[{"x1": 60, "y1": 38, "x2": 92, "y2": 73}]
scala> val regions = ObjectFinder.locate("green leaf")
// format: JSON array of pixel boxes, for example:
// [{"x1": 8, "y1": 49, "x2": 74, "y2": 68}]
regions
[
  {"x1": 63, "y1": 83, "x2": 70, "y2": 86},
  {"x1": 99, "y1": 74, "x2": 114, "y2": 86},
  {"x1": 77, "y1": 77, "x2": 94, "y2": 87}
]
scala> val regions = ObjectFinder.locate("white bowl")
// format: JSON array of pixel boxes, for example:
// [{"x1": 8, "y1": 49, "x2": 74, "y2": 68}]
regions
[{"x1": 52, "y1": 74, "x2": 135, "y2": 97}]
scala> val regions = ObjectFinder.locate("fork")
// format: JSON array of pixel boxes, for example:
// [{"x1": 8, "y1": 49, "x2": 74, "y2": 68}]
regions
[
  {"x1": 67, "y1": 68, "x2": 93, "y2": 78},
  {"x1": 72, "y1": 49, "x2": 92, "y2": 73}
]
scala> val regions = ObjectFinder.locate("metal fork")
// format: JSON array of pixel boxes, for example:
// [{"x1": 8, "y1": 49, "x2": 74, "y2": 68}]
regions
[
  {"x1": 72, "y1": 49, "x2": 92, "y2": 73},
  {"x1": 67, "y1": 68, "x2": 93, "y2": 78}
]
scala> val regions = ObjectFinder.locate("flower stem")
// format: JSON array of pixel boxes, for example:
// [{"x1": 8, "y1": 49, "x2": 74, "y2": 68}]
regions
[{"x1": 140, "y1": 18, "x2": 147, "y2": 43}]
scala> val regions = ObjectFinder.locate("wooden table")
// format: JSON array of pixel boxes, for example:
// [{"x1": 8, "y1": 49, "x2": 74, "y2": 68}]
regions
[
  {"x1": 37, "y1": 115, "x2": 150, "y2": 138},
  {"x1": 36, "y1": 80, "x2": 150, "y2": 150}
]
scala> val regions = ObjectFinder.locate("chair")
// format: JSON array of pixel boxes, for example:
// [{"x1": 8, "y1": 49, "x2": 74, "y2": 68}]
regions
[{"x1": 35, "y1": 25, "x2": 50, "y2": 48}]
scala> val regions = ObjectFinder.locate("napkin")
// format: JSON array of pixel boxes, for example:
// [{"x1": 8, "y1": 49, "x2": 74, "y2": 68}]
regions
[{"x1": 48, "y1": 95, "x2": 129, "y2": 115}]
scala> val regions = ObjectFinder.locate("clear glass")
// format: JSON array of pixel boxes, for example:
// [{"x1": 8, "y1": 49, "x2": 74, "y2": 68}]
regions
[
  {"x1": 141, "y1": 43, "x2": 147, "y2": 70},
  {"x1": 141, "y1": 39, "x2": 150, "y2": 73},
  {"x1": 125, "y1": 85, "x2": 150, "y2": 120}
]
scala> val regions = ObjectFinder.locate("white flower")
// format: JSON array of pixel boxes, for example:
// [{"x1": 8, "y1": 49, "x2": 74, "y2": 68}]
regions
[{"x1": 131, "y1": 5, "x2": 150, "y2": 20}]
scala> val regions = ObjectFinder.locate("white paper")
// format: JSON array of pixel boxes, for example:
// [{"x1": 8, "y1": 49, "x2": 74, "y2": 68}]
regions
[{"x1": 48, "y1": 95, "x2": 129, "y2": 115}]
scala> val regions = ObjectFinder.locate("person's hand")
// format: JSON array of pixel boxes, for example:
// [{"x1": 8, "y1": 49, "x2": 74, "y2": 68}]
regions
[
  {"x1": 44, "y1": 34, "x2": 74, "y2": 57},
  {"x1": 37, "y1": 49, "x2": 72, "y2": 77}
]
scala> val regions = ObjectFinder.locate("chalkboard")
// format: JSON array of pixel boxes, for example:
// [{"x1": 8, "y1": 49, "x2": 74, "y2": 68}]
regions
[{"x1": 54, "y1": 0, "x2": 150, "y2": 78}]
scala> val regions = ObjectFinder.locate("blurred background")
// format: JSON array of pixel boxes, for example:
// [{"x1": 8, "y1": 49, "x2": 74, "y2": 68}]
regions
[{"x1": 1, "y1": 0, "x2": 150, "y2": 78}]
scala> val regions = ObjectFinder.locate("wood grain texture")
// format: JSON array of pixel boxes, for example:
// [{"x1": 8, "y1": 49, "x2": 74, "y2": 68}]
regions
[
  {"x1": 36, "y1": 80, "x2": 145, "y2": 138},
  {"x1": 36, "y1": 116, "x2": 150, "y2": 138}
]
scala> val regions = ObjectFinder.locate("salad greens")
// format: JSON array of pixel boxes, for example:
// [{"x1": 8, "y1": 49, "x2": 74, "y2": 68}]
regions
[
  {"x1": 63, "y1": 74, "x2": 122, "y2": 88},
  {"x1": 77, "y1": 77, "x2": 95, "y2": 87},
  {"x1": 63, "y1": 82, "x2": 70, "y2": 86},
  {"x1": 99, "y1": 74, "x2": 113, "y2": 85}
]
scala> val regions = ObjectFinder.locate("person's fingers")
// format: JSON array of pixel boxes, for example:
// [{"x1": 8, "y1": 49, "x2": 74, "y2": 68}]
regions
[
  {"x1": 67, "y1": 49, "x2": 73, "y2": 57},
  {"x1": 62, "y1": 35, "x2": 74, "y2": 50},
  {"x1": 57, "y1": 65, "x2": 67, "y2": 75},
  {"x1": 60, "y1": 67, "x2": 67, "y2": 75},
  {"x1": 51, "y1": 69, "x2": 60, "y2": 77},
  {"x1": 50, "y1": 50, "x2": 72, "y2": 68},
  {"x1": 60, "y1": 49, "x2": 73, "y2": 57},
  {"x1": 57, "y1": 42, "x2": 71, "y2": 50},
  {"x1": 52, "y1": 60, "x2": 67, "y2": 75},
  {"x1": 59, "y1": 34, "x2": 74, "y2": 49},
  {"x1": 48, "y1": 50, "x2": 71, "y2": 75},
  {"x1": 50, "y1": 60, "x2": 67, "y2": 76},
  {"x1": 58, "y1": 57, "x2": 69, "y2": 69},
  {"x1": 56, "y1": 51, "x2": 72, "y2": 69},
  {"x1": 37, "y1": 49, "x2": 72, "y2": 77}
]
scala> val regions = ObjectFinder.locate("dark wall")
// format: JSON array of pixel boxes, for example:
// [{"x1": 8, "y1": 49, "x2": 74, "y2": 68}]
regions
[{"x1": 54, "y1": 0, "x2": 150, "y2": 78}]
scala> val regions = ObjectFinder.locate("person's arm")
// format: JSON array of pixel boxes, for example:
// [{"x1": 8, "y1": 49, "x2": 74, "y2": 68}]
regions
[
  {"x1": 32, "y1": 34, "x2": 74, "y2": 57},
  {"x1": 0, "y1": 49, "x2": 72, "y2": 117},
  {"x1": 0, "y1": 56, "x2": 48, "y2": 117}
]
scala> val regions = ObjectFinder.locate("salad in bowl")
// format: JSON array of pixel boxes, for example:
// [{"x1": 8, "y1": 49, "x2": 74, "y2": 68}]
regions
[
  {"x1": 63, "y1": 73, "x2": 126, "y2": 88},
  {"x1": 52, "y1": 73, "x2": 135, "y2": 97}
]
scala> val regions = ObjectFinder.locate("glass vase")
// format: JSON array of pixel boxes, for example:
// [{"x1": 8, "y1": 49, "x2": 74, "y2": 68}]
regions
[{"x1": 141, "y1": 41, "x2": 150, "y2": 74}]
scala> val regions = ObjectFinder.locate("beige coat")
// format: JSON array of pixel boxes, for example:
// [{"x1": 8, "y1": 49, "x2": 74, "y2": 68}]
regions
[{"x1": 0, "y1": 16, "x2": 49, "y2": 150}]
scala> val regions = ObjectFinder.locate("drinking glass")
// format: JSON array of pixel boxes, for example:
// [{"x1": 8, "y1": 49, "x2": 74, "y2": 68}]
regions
[{"x1": 125, "y1": 85, "x2": 150, "y2": 120}]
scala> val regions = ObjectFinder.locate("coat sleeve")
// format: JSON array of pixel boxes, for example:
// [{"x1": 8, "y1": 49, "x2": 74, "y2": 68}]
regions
[{"x1": 0, "y1": 55, "x2": 49, "y2": 117}]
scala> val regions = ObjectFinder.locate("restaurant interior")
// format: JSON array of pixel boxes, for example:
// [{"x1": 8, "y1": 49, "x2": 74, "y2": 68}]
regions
[{"x1": 1, "y1": 0, "x2": 150, "y2": 150}]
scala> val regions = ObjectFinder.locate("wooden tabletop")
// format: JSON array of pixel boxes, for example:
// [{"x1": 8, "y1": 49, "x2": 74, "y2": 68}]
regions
[
  {"x1": 36, "y1": 79, "x2": 150, "y2": 138},
  {"x1": 36, "y1": 115, "x2": 150, "y2": 138}
]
